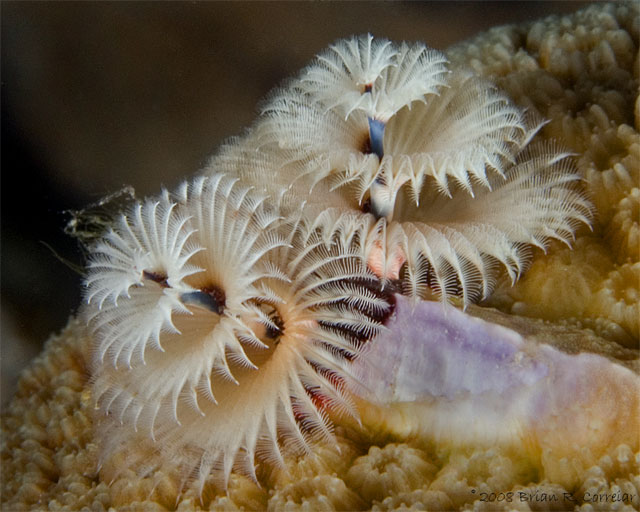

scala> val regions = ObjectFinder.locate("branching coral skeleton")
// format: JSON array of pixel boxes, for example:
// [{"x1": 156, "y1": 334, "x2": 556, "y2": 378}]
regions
[{"x1": 83, "y1": 34, "x2": 593, "y2": 492}]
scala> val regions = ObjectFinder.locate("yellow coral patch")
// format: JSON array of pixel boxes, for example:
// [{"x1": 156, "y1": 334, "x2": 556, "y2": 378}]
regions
[
  {"x1": 345, "y1": 444, "x2": 438, "y2": 503},
  {"x1": 608, "y1": 187, "x2": 640, "y2": 263},
  {"x1": 589, "y1": 262, "x2": 640, "y2": 341},
  {"x1": 450, "y1": 1, "x2": 640, "y2": 347}
]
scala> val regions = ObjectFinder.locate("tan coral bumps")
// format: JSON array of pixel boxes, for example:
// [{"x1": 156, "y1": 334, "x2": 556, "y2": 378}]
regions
[
  {"x1": 2, "y1": 3, "x2": 639, "y2": 511},
  {"x1": 450, "y1": 2, "x2": 640, "y2": 343}
]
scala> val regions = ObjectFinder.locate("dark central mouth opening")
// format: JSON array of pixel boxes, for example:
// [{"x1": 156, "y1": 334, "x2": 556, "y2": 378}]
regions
[
  {"x1": 143, "y1": 270, "x2": 169, "y2": 288},
  {"x1": 360, "y1": 135, "x2": 374, "y2": 155},
  {"x1": 265, "y1": 307, "x2": 284, "y2": 340}
]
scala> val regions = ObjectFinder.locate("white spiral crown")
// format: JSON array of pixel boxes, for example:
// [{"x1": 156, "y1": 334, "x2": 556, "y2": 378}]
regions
[{"x1": 84, "y1": 34, "x2": 593, "y2": 494}]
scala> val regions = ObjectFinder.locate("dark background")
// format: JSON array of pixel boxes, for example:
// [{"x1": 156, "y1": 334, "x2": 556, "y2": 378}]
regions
[{"x1": 1, "y1": 1, "x2": 592, "y2": 404}]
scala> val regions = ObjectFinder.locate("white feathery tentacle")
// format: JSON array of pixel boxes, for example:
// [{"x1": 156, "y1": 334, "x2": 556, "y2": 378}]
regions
[
  {"x1": 85, "y1": 198, "x2": 202, "y2": 368},
  {"x1": 256, "y1": 64, "x2": 526, "y2": 222},
  {"x1": 383, "y1": 70, "x2": 527, "y2": 198},
  {"x1": 300, "y1": 34, "x2": 448, "y2": 121},
  {"x1": 388, "y1": 141, "x2": 593, "y2": 303}
]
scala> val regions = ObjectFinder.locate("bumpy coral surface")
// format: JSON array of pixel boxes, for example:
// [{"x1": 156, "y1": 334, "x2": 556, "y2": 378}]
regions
[
  {"x1": 449, "y1": 1, "x2": 640, "y2": 344},
  {"x1": 2, "y1": 3, "x2": 639, "y2": 511}
]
